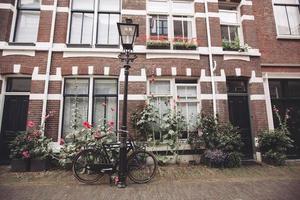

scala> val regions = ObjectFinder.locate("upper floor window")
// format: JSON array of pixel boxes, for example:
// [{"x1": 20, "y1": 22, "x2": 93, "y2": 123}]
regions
[
  {"x1": 273, "y1": 0, "x2": 300, "y2": 36},
  {"x1": 69, "y1": 0, "x2": 120, "y2": 45},
  {"x1": 173, "y1": 16, "x2": 193, "y2": 41},
  {"x1": 149, "y1": 15, "x2": 168, "y2": 40},
  {"x1": 14, "y1": 0, "x2": 41, "y2": 43}
]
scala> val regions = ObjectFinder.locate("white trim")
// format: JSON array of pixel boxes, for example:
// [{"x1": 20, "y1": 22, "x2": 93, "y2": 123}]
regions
[
  {"x1": 156, "y1": 68, "x2": 162, "y2": 76},
  {"x1": 171, "y1": 67, "x2": 177, "y2": 76},
  {"x1": 72, "y1": 66, "x2": 78, "y2": 75},
  {"x1": 88, "y1": 77, "x2": 93, "y2": 123},
  {"x1": 0, "y1": 76, "x2": 6, "y2": 132},
  {"x1": 63, "y1": 51, "x2": 119, "y2": 58},
  {"x1": 30, "y1": 94, "x2": 62, "y2": 100},
  {"x1": 40, "y1": 5, "x2": 55, "y2": 11},
  {"x1": 195, "y1": 12, "x2": 219, "y2": 18},
  {"x1": 0, "y1": 3, "x2": 14, "y2": 11},
  {"x1": 241, "y1": 0, "x2": 253, "y2": 6},
  {"x1": 57, "y1": 7, "x2": 69, "y2": 13},
  {"x1": 2, "y1": 50, "x2": 35, "y2": 57},
  {"x1": 195, "y1": 0, "x2": 218, "y2": 3},
  {"x1": 200, "y1": 69, "x2": 226, "y2": 82},
  {"x1": 57, "y1": 78, "x2": 65, "y2": 143},
  {"x1": 241, "y1": 15, "x2": 255, "y2": 22},
  {"x1": 186, "y1": 68, "x2": 191, "y2": 76},
  {"x1": 263, "y1": 74, "x2": 275, "y2": 130},
  {"x1": 235, "y1": 68, "x2": 241, "y2": 76},
  {"x1": 249, "y1": 94, "x2": 265, "y2": 101},
  {"x1": 276, "y1": 35, "x2": 300, "y2": 40},
  {"x1": 104, "y1": 67, "x2": 110, "y2": 76},
  {"x1": 118, "y1": 94, "x2": 147, "y2": 101},
  {"x1": 32, "y1": 67, "x2": 62, "y2": 81},
  {"x1": 224, "y1": 55, "x2": 250, "y2": 62},
  {"x1": 119, "y1": 69, "x2": 147, "y2": 82},
  {"x1": 13, "y1": 64, "x2": 21, "y2": 73},
  {"x1": 88, "y1": 66, "x2": 94, "y2": 75},
  {"x1": 146, "y1": 52, "x2": 200, "y2": 60},
  {"x1": 263, "y1": 72, "x2": 300, "y2": 79},
  {"x1": 201, "y1": 94, "x2": 228, "y2": 100},
  {"x1": 121, "y1": 9, "x2": 146, "y2": 15},
  {"x1": 9, "y1": 0, "x2": 18, "y2": 42},
  {"x1": 249, "y1": 71, "x2": 263, "y2": 83}
]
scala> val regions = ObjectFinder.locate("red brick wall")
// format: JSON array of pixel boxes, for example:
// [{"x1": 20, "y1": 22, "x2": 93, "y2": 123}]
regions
[{"x1": 0, "y1": 10, "x2": 13, "y2": 42}]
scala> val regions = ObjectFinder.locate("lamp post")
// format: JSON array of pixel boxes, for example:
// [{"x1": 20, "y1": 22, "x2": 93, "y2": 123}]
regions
[{"x1": 117, "y1": 18, "x2": 139, "y2": 188}]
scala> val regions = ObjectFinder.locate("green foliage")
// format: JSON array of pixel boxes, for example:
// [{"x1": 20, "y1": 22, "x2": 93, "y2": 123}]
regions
[
  {"x1": 197, "y1": 113, "x2": 243, "y2": 168},
  {"x1": 258, "y1": 106, "x2": 293, "y2": 166},
  {"x1": 146, "y1": 40, "x2": 170, "y2": 49},
  {"x1": 173, "y1": 41, "x2": 197, "y2": 50},
  {"x1": 222, "y1": 38, "x2": 249, "y2": 52},
  {"x1": 29, "y1": 135, "x2": 53, "y2": 160},
  {"x1": 9, "y1": 132, "x2": 30, "y2": 160}
]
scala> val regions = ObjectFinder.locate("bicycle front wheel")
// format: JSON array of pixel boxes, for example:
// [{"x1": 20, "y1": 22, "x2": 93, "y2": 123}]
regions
[
  {"x1": 127, "y1": 150, "x2": 157, "y2": 184},
  {"x1": 72, "y1": 149, "x2": 107, "y2": 184}
]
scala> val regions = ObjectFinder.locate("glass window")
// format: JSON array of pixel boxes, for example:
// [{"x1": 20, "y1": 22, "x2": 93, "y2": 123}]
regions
[
  {"x1": 14, "y1": 0, "x2": 41, "y2": 43},
  {"x1": 99, "y1": 0, "x2": 120, "y2": 12},
  {"x1": 269, "y1": 80, "x2": 282, "y2": 99},
  {"x1": 63, "y1": 79, "x2": 89, "y2": 136},
  {"x1": 97, "y1": 14, "x2": 119, "y2": 45},
  {"x1": 173, "y1": 17, "x2": 193, "y2": 40},
  {"x1": 274, "y1": 4, "x2": 300, "y2": 36},
  {"x1": 221, "y1": 25, "x2": 239, "y2": 42},
  {"x1": 150, "y1": 15, "x2": 168, "y2": 39},
  {"x1": 177, "y1": 85, "x2": 197, "y2": 100},
  {"x1": 150, "y1": 81, "x2": 171, "y2": 95},
  {"x1": 69, "y1": 0, "x2": 94, "y2": 44},
  {"x1": 6, "y1": 78, "x2": 31, "y2": 92},
  {"x1": 227, "y1": 80, "x2": 248, "y2": 93},
  {"x1": 287, "y1": 80, "x2": 300, "y2": 97}
]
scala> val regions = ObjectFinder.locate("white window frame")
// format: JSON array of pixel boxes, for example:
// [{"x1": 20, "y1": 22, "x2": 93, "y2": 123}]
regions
[
  {"x1": 67, "y1": 0, "x2": 121, "y2": 46},
  {"x1": 219, "y1": 9, "x2": 244, "y2": 45},
  {"x1": 272, "y1": 0, "x2": 300, "y2": 39}
]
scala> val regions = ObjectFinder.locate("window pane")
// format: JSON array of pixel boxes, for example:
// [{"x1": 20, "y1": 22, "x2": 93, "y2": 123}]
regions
[
  {"x1": 274, "y1": 6, "x2": 290, "y2": 35},
  {"x1": 99, "y1": 0, "x2": 120, "y2": 11},
  {"x1": 93, "y1": 97, "x2": 117, "y2": 129},
  {"x1": 177, "y1": 86, "x2": 197, "y2": 100},
  {"x1": 98, "y1": 14, "x2": 109, "y2": 44},
  {"x1": 220, "y1": 11, "x2": 238, "y2": 24},
  {"x1": 177, "y1": 102, "x2": 198, "y2": 138},
  {"x1": 150, "y1": 81, "x2": 171, "y2": 95},
  {"x1": 221, "y1": 25, "x2": 229, "y2": 40},
  {"x1": 150, "y1": 16, "x2": 168, "y2": 38},
  {"x1": 94, "y1": 79, "x2": 117, "y2": 94},
  {"x1": 65, "y1": 79, "x2": 89, "y2": 95},
  {"x1": 20, "y1": 0, "x2": 40, "y2": 9},
  {"x1": 63, "y1": 97, "x2": 88, "y2": 136},
  {"x1": 82, "y1": 13, "x2": 93, "y2": 44},
  {"x1": 6, "y1": 78, "x2": 31, "y2": 92},
  {"x1": 186, "y1": 20, "x2": 192, "y2": 39},
  {"x1": 150, "y1": 17, "x2": 157, "y2": 35},
  {"x1": 269, "y1": 80, "x2": 282, "y2": 99},
  {"x1": 150, "y1": 97, "x2": 170, "y2": 118},
  {"x1": 72, "y1": 0, "x2": 94, "y2": 10},
  {"x1": 14, "y1": 11, "x2": 40, "y2": 43},
  {"x1": 174, "y1": 20, "x2": 183, "y2": 39},
  {"x1": 287, "y1": 80, "x2": 300, "y2": 97},
  {"x1": 70, "y1": 13, "x2": 83, "y2": 44},
  {"x1": 286, "y1": 6, "x2": 300, "y2": 35},
  {"x1": 227, "y1": 80, "x2": 247, "y2": 93},
  {"x1": 108, "y1": 14, "x2": 120, "y2": 45},
  {"x1": 229, "y1": 26, "x2": 238, "y2": 41}
]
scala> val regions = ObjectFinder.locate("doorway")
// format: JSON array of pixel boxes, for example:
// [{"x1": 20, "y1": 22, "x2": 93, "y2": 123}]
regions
[
  {"x1": 0, "y1": 78, "x2": 31, "y2": 164},
  {"x1": 227, "y1": 79, "x2": 253, "y2": 159}
]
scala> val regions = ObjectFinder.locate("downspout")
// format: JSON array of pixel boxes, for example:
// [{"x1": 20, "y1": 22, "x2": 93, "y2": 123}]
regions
[
  {"x1": 204, "y1": 0, "x2": 217, "y2": 118},
  {"x1": 41, "y1": 0, "x2": 58, "y2": 133}
]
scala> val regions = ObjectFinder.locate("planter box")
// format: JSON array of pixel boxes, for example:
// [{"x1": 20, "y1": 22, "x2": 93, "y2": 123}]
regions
[
  {"x1": 11, "y1": 159, "x2": 30, "y2": 172},
  {"x1": 30, "y1": 159, "x2": 49, "y2": 172},
  {"x1": 174, "y1": 45, "x2": 196, "y2": 50},
  {"x1": 147, "y1": 45, "x2": 170, "y2": 50}
]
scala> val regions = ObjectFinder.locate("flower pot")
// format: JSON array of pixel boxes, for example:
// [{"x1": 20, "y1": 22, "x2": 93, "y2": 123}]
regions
[
  {"x1": 30, "y1": 159, "x2": 49, "y2": 172},
  {"x1": 147, "y1": 45, "x2": 170, "y2": 49},
  {"x1": 10, "y1": 159, "x2": 30, "y2": 172},
  {"x1": 173, "y1": 45, "x2": 196, "y2": 50}
]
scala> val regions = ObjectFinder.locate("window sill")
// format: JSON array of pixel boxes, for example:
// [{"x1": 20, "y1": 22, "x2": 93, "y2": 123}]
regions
[
  {"x1": 95, "y1": 44, "x2": 120, "y2": 48},
  {"x1": 276, "y1": 35, "x2": 300, "y2": 40},
  {"x1": 8, "y1": 42, "x2": 36, "y2": 46},
  {"x1": 66, "y1": 43, "x2": 92, "y2": 48}
]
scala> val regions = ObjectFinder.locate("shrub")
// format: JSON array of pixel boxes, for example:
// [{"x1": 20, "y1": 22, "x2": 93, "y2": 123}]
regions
[
  {"x1": 9, "y1": 132, "x2": 31, "y2": 160},
  {"x1": 203, "y1": 149, "x2": 226, "y2": 168},
  {"x1": 258, "y1": 106, "x2": 293, "y2": 166}
]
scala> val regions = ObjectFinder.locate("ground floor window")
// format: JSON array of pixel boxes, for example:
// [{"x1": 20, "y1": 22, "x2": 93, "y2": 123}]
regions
[{"x1": 62, "y1": 78, "x2": 118, "y2": 137}]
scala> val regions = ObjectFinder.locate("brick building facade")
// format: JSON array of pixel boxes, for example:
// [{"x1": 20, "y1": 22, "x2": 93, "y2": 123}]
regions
[{"x1": 0, "y1": 0, "x2": 299, "y2": 162}]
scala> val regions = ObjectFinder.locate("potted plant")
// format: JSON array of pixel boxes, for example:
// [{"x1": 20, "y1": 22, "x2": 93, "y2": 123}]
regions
[
  {"x1": 222, "y1": 38, "x2": 249, "y2": 52},
  {"x1": 146, "y1": 40, "x2": 170, "y2": 49},
  {"x1": 29, "y1": 132, "x2": 53, "y2": 172},
  {"x1": 9, "y1": 132, "x2": 31, "y2": 172},
  {"x1": 173, "y1": 39, "x2": 197, "y2": 50}
]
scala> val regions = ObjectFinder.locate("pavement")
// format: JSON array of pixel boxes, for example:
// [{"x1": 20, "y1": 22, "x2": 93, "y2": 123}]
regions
[{"x1": 0, "y1": 163, "x2": 300, "y2": 200}]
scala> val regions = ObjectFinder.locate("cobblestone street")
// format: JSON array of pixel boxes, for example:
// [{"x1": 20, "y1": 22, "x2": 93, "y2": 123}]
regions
[{"x1": 1, "y1": 164, "x2": 300, "y2": 200}]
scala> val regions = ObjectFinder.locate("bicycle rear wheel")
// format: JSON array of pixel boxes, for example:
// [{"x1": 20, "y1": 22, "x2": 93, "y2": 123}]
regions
[
  {"x1": 72, "y1": 149, "x2": 107, "y2": 184},
  {"x1": 127, "y1": 150, "x2": 157, "y2": 184}
]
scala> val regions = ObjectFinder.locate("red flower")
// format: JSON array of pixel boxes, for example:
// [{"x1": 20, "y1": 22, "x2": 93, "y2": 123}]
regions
[
  {"x1": 83, "y1": 121, "x2": 92, "y2": 129},
  {"x1": 60, "y1": 138, "x2": 65, "y2": 145},
  {"x1": 27, "y1": 120, "x2": 35, "y2": 128},
  {"x1": 22, "y1": 150, "x2": 30, "y2": 159},
  {"x1": 108, "y1": 121, "x2": 114, "y2": 127}
]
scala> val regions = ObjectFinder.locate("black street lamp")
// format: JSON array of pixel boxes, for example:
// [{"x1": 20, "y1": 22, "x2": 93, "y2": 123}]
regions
[{"x1": 117, "y1": 18, "x2": 139, "y2": 188}]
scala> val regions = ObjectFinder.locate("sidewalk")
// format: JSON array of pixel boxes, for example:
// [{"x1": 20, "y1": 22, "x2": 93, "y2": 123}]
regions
[{"x1": 1, "y1": 164, "x2": 300, "y2": 200}]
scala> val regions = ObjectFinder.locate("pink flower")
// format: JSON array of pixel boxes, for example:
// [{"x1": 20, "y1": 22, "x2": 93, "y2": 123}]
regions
[
  {"x1": 27, "y1": 120, "x2": 35, "y2": 128},
  {"x1": 108, "y1": 121, "x2": 114, "y2": 127},
  {"x1": 60, "y1": 138, "x2": 65, "y2": 145},
  {"x1": 114, "y1": 176, "x2": 119, "y2": 185},
  {"x1": 102, "y1": 102, "x2": 107, "y2": 107},
  {"x1": 22, "y1": 150, "x2": 30, "y2": 159},
  {"x1": 83, "y1": 121, "x2": 92, "y2": 129}
]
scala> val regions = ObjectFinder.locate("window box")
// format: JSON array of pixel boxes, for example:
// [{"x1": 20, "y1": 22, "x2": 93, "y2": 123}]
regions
[
  {"x1": 173, "y1": 41, "x2": 197, "y2": 50},
  {"x1": 222, "y1": 39, "x2": 249, "y2": 52},
  {"x1": 146, "y1": 40, "x2": 170, "y2": 49},
  {"x1": 30, "y1": 159, "x2": 50, "y2": 172},
  {"x1": 10, "y1": 159, "x2": 30, "y2": 172}
]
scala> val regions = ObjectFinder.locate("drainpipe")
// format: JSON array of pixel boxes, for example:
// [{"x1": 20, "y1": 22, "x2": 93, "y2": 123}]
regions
[
  {"x1": 41, "y1": 0, "x2": 58, "y2": 134},
  {"x1": 204, "y1": 0, "x2": 217, "y2": 118}
]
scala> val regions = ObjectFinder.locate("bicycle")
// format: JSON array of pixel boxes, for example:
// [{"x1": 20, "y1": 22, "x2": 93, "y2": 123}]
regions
[{"x1": 72, "y1": 132, "x2": 157, "y2": 184}]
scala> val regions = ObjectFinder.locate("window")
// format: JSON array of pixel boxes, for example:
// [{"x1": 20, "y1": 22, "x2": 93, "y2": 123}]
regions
[
  {"x1": 176, "y1": 81, "x2": 198, "y2": 139},
  {"x1": 273, "y1": 0, "x2": 300, "y2": 36},
  {"x1": 6, "y1": 77, "x2": 31, "y2": 92},
  {"x1": 69, "y1": 0, "x2": 120, "y2": 45},
  {"x1": 62, "y1": 78, "x2": 118, "y2": 137},
  {"x1": 14, "y1": 0, "x2": 41, "y2": 43},
  {"x1": 269, "y1": 79, "x2": 300, "y2": 99},
  {"x1": 219, "y1": 10, "x2": 241, "y2": 46},
  {"x1": 149, "y1": 15, "x2": 168, "y2": 40},
  {"x1": 173, "y1": 16, "x2": 193, "y2": 41}
]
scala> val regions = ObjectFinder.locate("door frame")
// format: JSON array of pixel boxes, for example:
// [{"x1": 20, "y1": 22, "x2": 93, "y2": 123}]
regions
[{"x1": 227, "y1": 77, "x2": 255, "y2": 159}]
